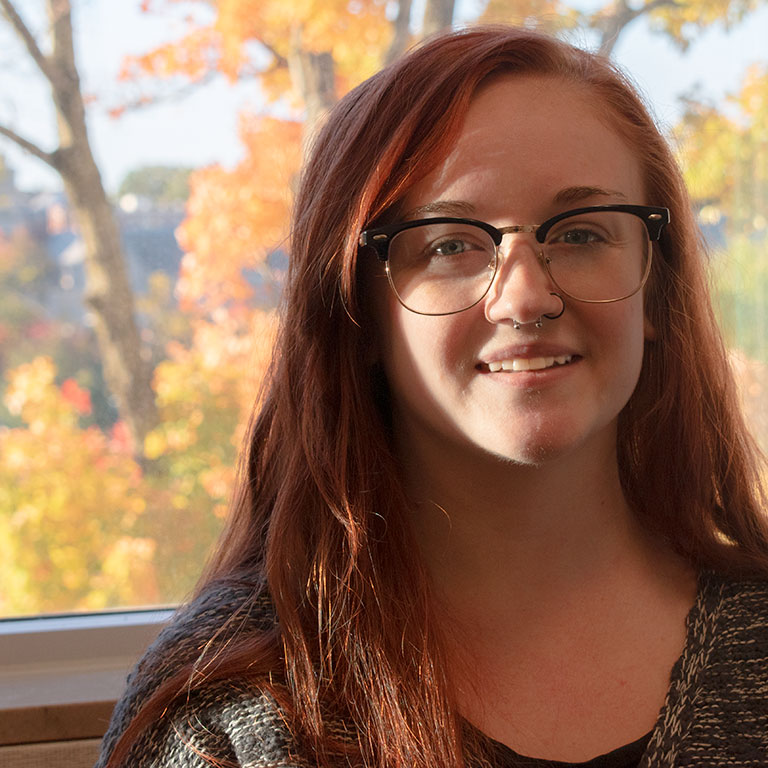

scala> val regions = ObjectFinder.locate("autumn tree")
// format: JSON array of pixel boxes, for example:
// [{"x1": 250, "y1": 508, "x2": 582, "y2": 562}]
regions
[
  {"x1": 119, "y1": 0, "x2": 475, "y2": 323},
  {"x1": 675, "y1": 66, "x2": 768, "y2": 355},
  {"x1": 480, "y1": 0, "x2": 766, "y2": 55},
  {"x1": 0, "y1": 356, "x2": 155, "y2": 614},
  {"x1": 3, "y1": 0, "x2": 766, "y2": 613},
  {"x1": 0, "y1": 0, "x2": 157, "y2": 453}
]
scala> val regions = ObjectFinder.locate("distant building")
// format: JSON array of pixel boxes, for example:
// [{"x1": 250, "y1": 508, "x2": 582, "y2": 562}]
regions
[{"x1": 0, "y1": 155, "x2": 185, "y2": 324}]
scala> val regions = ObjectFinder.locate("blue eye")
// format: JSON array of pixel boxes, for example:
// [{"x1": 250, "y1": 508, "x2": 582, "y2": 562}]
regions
[{"x1": 433, "y1": 238, "x2": 471, "y2": 255}]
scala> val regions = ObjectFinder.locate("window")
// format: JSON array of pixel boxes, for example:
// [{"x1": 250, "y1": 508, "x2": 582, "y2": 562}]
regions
[{"x1": 0, "y1": 0, "x2": 765, "y2": 703}]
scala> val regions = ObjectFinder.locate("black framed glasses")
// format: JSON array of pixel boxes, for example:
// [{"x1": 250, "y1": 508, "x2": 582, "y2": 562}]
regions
[{"x1": 359, "y1": 204, "x2": 670, "y2": 316}]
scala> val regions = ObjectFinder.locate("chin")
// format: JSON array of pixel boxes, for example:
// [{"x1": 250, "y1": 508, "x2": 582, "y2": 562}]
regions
[
  {"x1": 492, "y1": 443, "x2": 568, "y2": 468},
  {"x1": 477, "y1": 431, "x2": 568, "y2": 467},
  {"x1": 479, "y1": 419, "x2": 601, "y2": 467}
]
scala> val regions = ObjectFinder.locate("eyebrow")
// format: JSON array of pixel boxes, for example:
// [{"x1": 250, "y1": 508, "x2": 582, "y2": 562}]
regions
[
  {"x1": 553, "y1": 186, "x2": 628, "y2": 204},
  {"x1": 402, "y1": 186, "x2": 628, "y2": 221},
  {"x1": 402, "y1": 200, "x2": 476, "y2": 220}
]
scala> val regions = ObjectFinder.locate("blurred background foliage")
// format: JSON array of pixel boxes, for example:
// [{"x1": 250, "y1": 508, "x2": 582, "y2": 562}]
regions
[{"x1": 0, "y1": 0, "x2": 766, "y2": 615}]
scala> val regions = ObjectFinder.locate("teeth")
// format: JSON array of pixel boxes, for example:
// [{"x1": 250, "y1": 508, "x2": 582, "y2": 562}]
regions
[{"x1": 486, "y1": 355, "x2": 572, "y2": 372}]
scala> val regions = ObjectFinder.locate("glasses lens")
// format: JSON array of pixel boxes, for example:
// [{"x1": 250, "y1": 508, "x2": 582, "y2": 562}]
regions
[
  {"x1": 387, "y1": 222, "x2": 496, "y2": 314},
  {"x1": 542, "y1": 211, "x2": 651, "y2": 302}
]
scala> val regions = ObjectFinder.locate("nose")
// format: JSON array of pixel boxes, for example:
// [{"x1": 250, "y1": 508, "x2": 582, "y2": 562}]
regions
[{"x1": 483, "y1": 235, "x2": 560, "y2": 325}]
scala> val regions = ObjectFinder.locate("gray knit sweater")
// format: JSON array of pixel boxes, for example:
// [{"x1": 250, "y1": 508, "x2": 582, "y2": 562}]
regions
[{"x1": 96, "y1": 571, "x2": 768, "y2": 767}]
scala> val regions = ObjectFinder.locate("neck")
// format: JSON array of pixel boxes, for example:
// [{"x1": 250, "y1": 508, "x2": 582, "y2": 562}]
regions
[
  {"x1": 395, "y1": 420, "x2": 699, "y2": 757},
  {"x1": 399, "y1": 426, "x2": 668, "y2": 612}
]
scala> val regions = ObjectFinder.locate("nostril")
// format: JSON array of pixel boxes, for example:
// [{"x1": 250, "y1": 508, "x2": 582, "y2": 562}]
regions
[{"x1": 483, "y1": 252, "x2": 562, "y2": 325}]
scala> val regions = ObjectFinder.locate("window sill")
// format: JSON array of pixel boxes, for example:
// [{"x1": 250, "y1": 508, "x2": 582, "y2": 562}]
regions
[{"x1": 0, "y1": 610, "x2": 172, "y2": 746}]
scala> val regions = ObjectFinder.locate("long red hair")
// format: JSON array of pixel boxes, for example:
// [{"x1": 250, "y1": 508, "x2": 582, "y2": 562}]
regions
[{"x1": 106, "y1": 25, "x2": 768, "y2": 768}]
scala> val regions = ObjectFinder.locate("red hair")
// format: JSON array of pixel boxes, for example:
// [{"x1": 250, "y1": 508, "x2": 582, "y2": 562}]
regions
[{"x1": 107, "y1": 26, "x2": 768, "y2": 768}]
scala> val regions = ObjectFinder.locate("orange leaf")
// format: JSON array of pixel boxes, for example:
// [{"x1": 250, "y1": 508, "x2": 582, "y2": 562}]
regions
[{"x1": 60, "y1": 379, "x2": 93, "y2": 416}]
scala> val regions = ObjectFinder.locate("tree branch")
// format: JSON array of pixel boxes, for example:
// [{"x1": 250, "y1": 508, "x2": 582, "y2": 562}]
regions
[
  {"x1": 259, "y1": 40, "x2": 289, "y2": 70},
  {"x1": 0, "y1": 0, "x2": 58, "y2": 87},
  {"x1": 113, "y1": 70, "x2": 221, "y2": 114},
  {"x1": 0, "y1": 122, "x2": 57, "y2": 167},
  {"x1": 595, "y1": 0, "x2": 680, "y2": 56},
  {"x1": 628, "y1": 0, "x2": 681, "y2": 22}
]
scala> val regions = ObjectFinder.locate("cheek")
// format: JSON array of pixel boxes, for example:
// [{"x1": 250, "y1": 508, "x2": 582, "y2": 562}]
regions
[
  {"x1": 599, "y1": 300, "x2": 648, "y2": 395},
  {"x1": 377, "y1": 303, "x2": 471, "y2": 407}
]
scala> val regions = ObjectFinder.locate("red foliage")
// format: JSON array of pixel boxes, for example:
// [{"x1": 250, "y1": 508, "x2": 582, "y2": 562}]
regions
[{"x1": 60, "y1": 379, "x2": 93, "y2": 415}]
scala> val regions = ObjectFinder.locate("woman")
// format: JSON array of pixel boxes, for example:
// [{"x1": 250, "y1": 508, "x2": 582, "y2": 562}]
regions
[{"x1": 98, "y1": 26, "x2": 768, "y2": 768}]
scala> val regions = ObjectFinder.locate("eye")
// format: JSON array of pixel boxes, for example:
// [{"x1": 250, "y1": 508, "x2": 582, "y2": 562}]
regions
[
  {"x1": 426, "y1": 229, "x2": 492, "y2": 259},
  {"x1": 554, "y1": 227, "x2": 603, "y2": 245},
  {"x1": 432, "y1": 237, "x2": 473, "y2": 256},
  {"x1": 389, "y1": 222, "x2": 496, "y2": 274}
]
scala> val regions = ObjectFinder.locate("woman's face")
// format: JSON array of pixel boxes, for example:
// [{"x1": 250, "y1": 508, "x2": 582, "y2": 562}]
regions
[{"x1": 372, "y1": 75, "x2": 654, "y2": 471}]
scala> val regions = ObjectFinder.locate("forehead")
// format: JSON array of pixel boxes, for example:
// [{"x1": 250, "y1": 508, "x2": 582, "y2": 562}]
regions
[{"x1": 401, "y1": 74, "x2": 646, "y2": 218}]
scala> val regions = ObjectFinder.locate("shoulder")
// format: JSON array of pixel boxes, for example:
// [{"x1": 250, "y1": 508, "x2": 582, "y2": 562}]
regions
[
  {"x1": 645, "y1": 571, "x2": 768, "y2": 766},
  {"x1": 702, "y1": 571, "x2": 768, "y2": 701},
  {"x1": 96, "y1": 580, "x2": 300, "y2": 767},
  {"x1": 101, "y1": 679, "x2": 307, "y2": 768},
  {"x1": 660, "y1": 571, "x2": 768, "y2": 764},
  {"x1": 704, "y1": 570, "x2": 768, "y2": 652}
]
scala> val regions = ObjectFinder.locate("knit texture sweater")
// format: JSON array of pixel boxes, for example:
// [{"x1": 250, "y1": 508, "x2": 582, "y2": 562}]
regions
[{"x1": 96, "y1": 570, "x2": 768, "y2": 767}]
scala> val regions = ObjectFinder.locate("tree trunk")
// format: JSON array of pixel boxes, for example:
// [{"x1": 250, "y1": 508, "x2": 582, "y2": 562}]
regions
[
  {"x1": 46, "y1": 0, "x2": 157, "y2": 453},
  {"x1": 385, "y1": 0, "x2": 414, "y2": 66},
  {"x1": 422, "y1": 0, "x2": 456, "y2": 38},
  {"x1": 288, "y1": 25, "x2": 337, "y2": 150}
]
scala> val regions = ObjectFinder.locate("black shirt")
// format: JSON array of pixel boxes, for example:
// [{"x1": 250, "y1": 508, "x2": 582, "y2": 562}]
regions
[{"x1": 483, "y1": 730, "x2": 651, "y2": 768}]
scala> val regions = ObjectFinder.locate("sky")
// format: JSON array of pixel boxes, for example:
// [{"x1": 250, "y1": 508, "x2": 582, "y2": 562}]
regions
[{"x1": 1, "y1": 0, "x2": 767, "y2": 195}]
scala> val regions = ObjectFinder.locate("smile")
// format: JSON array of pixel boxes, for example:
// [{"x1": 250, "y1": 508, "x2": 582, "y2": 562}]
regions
[{"x1": 480, "y1": 355, "x2": 575, "y2": 373}]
